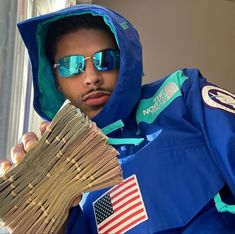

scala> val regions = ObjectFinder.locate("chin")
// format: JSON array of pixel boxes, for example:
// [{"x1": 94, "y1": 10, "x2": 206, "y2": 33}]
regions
[{"x1": 86, "y1": 106, "x2": 104, "y2": 119}]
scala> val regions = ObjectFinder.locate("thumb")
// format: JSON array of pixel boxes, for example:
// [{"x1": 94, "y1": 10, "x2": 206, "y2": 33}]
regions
[
  {"x1": 71, "y1": 194, "x2": 83, "y2": 207},
  {"x1": 39, "y1": 121, "x2": 51, "y2": 136}
]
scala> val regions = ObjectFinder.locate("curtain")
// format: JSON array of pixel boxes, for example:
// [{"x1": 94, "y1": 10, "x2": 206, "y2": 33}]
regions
[
  {"x1": 35, "y1": 0, "x2": 67, "y2": 15},
  {"x1": 0, "y1": 0, "x2": 18, "y2": 159}
]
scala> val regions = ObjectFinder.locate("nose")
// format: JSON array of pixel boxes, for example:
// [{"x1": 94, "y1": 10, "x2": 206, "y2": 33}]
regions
[{"x1": 83, "y1": 58, "x2": 103, "y2": 87}]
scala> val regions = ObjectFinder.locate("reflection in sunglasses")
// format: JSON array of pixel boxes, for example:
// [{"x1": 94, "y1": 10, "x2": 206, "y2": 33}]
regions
[{"x1": 53, "y1": 48, "x2": 120, "y2": 78}]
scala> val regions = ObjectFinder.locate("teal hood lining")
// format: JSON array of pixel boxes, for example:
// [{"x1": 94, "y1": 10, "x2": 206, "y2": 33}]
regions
[{"x1": 36, "y1": 11, "x2": 119, "y2": 120}]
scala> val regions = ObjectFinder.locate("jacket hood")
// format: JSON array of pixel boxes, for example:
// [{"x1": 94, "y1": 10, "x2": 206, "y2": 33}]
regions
[{"x1": 17, "y1": 4, "x2": 143, "y2": 128}]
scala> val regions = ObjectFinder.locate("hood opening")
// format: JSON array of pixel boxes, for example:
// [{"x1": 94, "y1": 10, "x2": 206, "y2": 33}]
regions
[{"x1": 36, "y1": 11, "x2": 119, "y2": 120}]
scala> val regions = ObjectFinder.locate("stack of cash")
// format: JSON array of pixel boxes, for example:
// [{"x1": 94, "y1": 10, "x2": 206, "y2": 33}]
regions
[{"x1": 0, "y1": 102, "x2": 122, "y2": 233}]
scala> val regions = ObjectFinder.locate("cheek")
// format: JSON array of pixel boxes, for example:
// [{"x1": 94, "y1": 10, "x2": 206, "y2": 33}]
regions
[
  {"x1": 112, "y1": 74, "x2": 119, "y2": 90},
  {"x1": 56, "y1": 78, "x2": 84, "y2": 99},
  {"x1": 105, "y1": 71, "x2": 119, "y2": 89}
]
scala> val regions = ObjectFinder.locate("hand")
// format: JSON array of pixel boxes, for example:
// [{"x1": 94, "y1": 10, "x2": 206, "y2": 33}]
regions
[
  {"x1": 12, "y1": 121, "x2": 49, "y2": 165},
  {"x1": 0, "y1": 121, "x2": 46, "y2": 173},
  {"x1": 0, "y1": 120, "x2": 82, "y2": 208}
]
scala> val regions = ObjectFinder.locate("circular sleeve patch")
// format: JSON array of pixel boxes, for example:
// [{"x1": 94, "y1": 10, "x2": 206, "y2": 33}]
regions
[{"x1": 202, "y1": 85, "x2": 235, "y2": 114}]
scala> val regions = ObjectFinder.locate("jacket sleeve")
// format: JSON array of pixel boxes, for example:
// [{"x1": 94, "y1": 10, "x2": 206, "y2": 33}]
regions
[
  {"x1": 65, "y1": 205, "x2": 91, "y2": 234},
  {"x1": 182, "y1": 68, "x2": 235, "y2": 196}
]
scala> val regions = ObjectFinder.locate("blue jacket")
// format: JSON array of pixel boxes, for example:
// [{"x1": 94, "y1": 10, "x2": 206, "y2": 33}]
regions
[{"x1": 18, "y1": 4, "x2": 235, "y2": 233}]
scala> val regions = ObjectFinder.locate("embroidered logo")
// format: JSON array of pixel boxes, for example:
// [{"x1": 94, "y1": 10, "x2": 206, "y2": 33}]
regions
[
  {"x1": 136, "y1": 70, "x2": 188, "y2": 124},
  {"x1": 202, "y1": 85, "x2": 235, "y2": 114},
  {"x1": 120, "y1": 21, "x2": 129, "y2": 30},
  {"x1": 93, "y1": 175, "x2": 148, "y2": 234}
]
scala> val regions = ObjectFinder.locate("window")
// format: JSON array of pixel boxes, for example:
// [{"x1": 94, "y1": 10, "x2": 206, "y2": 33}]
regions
[{"x1": 0, "y1": 0, "x2": 69, "y2": 159}]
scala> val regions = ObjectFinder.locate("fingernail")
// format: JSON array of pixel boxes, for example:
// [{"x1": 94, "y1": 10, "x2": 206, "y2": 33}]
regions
[
  {"x1": 25, "y1": 141, "x2": 38, "y2": 152},
  {"x1": 0, "y1": 161, "x2": 11, "y2": 174},
  {"x1": 13, "y1": 152, "x2": 25, "y2": 164},
  {"x1": 40, "y1": 121, "x2": 50, "y2": 135}
]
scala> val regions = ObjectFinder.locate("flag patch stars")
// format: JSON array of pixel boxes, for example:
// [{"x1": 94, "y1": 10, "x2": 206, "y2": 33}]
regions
[
  {"x1": 202, "y1": 85, "x2": 235, "y2": 114},
  {"x1": 93, "y1": 175, "x2": 148, "y2": 234},
  {"x1": 94, "y1": 193, "x2": 114, "y2": 224}
]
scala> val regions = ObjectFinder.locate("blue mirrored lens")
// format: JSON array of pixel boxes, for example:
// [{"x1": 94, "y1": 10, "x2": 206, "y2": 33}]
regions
[
  {"x1": 58, "y1": 55, "x2": 84, "y2": 77},
  {"x1": 94, "y1": 49, "x2": 120, "y2": 71},
  {"x1": 56, "y1": 49, "x2": 119, "y2": 78}
]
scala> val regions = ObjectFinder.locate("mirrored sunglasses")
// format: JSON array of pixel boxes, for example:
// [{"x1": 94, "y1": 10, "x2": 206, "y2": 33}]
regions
[{"x1": 53, "y1": 48, "x2": 120, "y2": 78}]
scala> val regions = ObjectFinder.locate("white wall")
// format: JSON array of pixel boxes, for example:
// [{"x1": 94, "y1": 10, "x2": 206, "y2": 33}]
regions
[{"x1": 94, "y1": 0, "x2": 235, "y2": 92}]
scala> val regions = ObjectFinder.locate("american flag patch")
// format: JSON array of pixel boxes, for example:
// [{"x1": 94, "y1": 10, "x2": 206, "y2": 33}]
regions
[{"x1": 93, "y1": 175, "x2": 148, "y2": 233}]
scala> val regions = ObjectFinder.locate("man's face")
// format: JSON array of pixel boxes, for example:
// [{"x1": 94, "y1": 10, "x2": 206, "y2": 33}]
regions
[{"x1": 54, "y1": 28, "x2": 119, "y2": 118}]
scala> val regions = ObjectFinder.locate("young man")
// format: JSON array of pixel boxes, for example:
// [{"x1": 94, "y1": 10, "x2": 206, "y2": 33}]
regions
[{"x1": 2, "y1": 4, "x2": 235, "y2": 233}]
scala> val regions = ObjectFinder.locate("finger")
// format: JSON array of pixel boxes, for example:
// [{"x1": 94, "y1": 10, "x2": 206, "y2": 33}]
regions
[
  {"x1": 39, "y1": 121, "x2": 50, "y2": 136},
  {"x1": 0, "y1": 160, "x2": 12, "y2": 175},
  {"x1": 22, "y1": 132, "x2": 39, "y2": 152},
  {"x1": 11, "y1": 143, "x2": 26, "y2": 164}
]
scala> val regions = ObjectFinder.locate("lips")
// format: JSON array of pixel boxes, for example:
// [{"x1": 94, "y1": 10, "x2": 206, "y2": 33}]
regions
[{"x1": 82, "y1": 91, "x2": 111, "y2": 106}]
